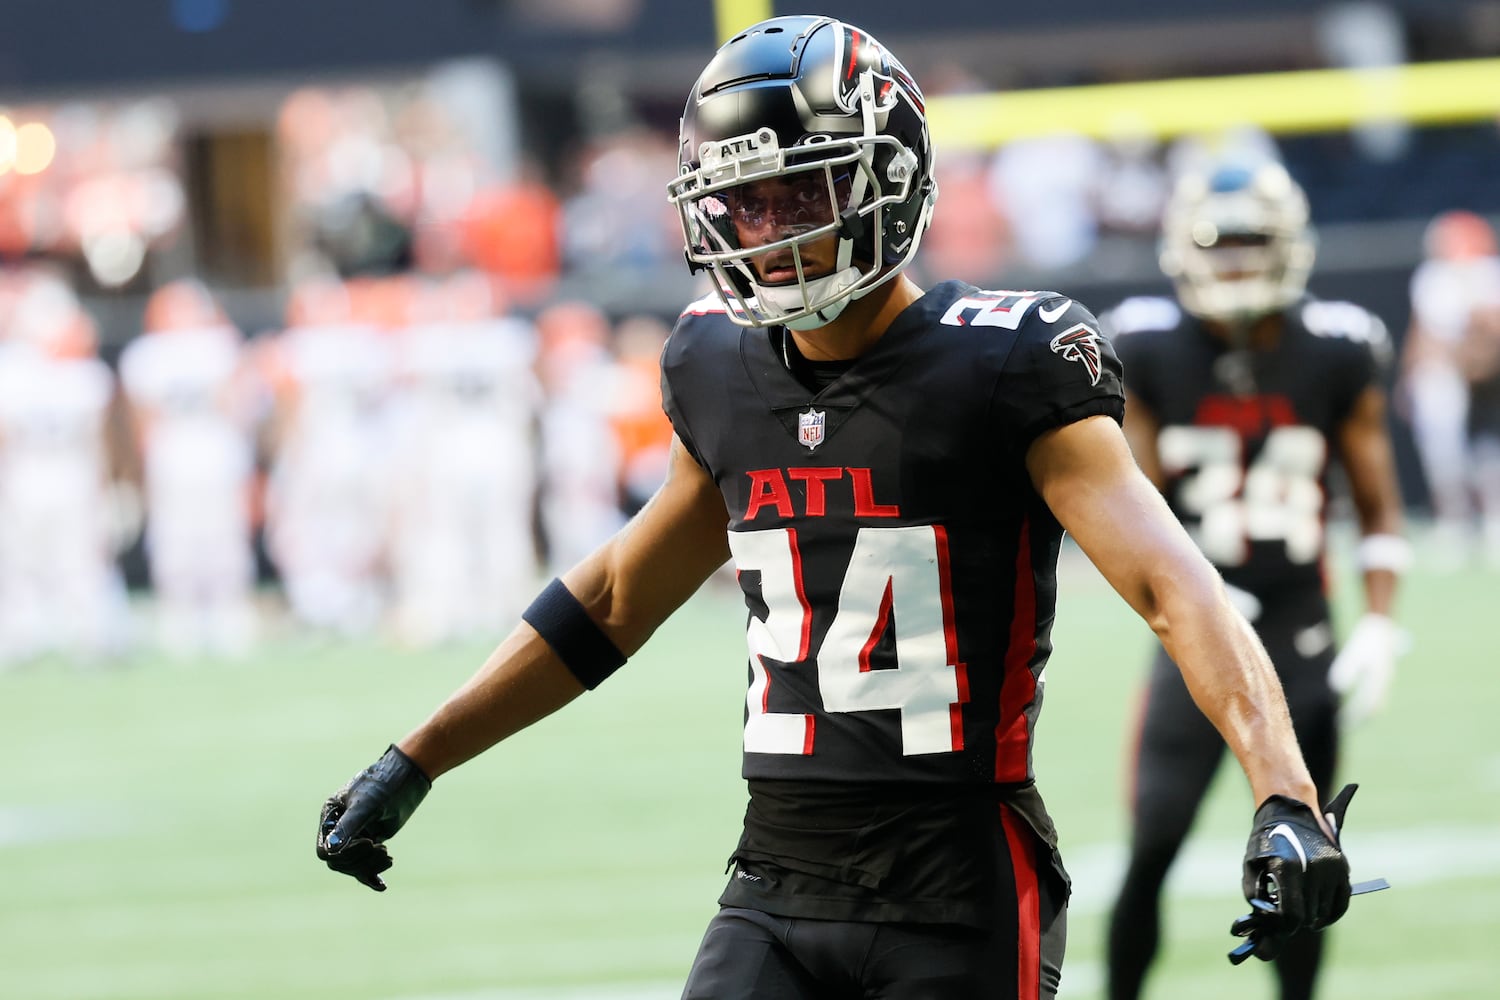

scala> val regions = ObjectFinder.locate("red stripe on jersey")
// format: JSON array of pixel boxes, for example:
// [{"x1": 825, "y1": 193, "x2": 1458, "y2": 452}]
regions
[
  {"x1": 787, "y1": 529, "x2": 812, "y2": 662},
  {"x1": 933, "y1": 524, "x2": 968, "y2": 751},
  {"x1": 1002, "y1": 804, "x2": 1042, "y2": 999},
  {"x1": 678, "y1": 289, "x2": 735, "y2": 318},
  {"x1": 857, "y1": 578, "x2": 895, "y2": 673},
  {"x1": 787, "y1": 530, "x2": 815, "y2": 755},
  {"x1": 995, "y1": 517, "x2": 1037, "y2": 782},
  {"x1": 736, "y1": 566, "x2": 776, "y2": 714}
]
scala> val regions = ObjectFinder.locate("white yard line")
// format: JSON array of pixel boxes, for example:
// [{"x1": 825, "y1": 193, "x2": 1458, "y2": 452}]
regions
[
  {"x1": 0, "y1": 805, "x2": 99, "y2": 847},
  {"x1": 1063, "y1": 823, "x2": 1500, "y2": 914}
]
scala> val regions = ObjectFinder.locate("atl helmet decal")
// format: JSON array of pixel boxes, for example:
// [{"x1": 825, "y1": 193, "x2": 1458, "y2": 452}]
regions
[
  {"x1": 832, "y1": 24, "x2": 901, "y2": 115},
  {"x1": 1049, "y1": 324, "x2": 1104, "y2": 386}
]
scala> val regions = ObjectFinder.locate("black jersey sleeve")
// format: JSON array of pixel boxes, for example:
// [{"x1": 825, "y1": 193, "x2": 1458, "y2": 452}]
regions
[
  {"x1": 659, "y1": 306, "x2": 715, "y2": 471},
  {"x1": 989, "y1": 297, "x2": 1125, "y2": 455},
  {"x1": 1100, "y1": 296, "x2": 1180, "y2": 414}
]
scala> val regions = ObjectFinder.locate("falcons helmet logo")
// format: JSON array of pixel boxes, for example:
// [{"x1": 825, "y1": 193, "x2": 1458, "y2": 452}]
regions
[
  {"x1": 1049, "y1": 323, "x2": 1104, "y2": 386},
  {"x1": 832, "y1": 23, "x2": 902, "y2": 115}
]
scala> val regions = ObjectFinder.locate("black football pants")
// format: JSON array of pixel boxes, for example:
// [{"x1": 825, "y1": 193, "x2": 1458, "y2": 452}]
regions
[
  {"x1": 1105, "y1": 594, "x2": 1340, "y2": 1000},
  {"x1": 682, "y1": 899, "x2": 1068, "y2": 1000},
  {"x1": 682, "y1": 802, "x2": 1070, "y2": 1000}
]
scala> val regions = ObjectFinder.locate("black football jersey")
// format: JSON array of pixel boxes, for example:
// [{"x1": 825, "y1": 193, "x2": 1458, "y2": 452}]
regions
[
  {"x1": 662, "y1": 280, "x2": 1123, "y2": 788},
  {"x1": 1105, "y1": 295, "x2": 1389, "y2": 597}
]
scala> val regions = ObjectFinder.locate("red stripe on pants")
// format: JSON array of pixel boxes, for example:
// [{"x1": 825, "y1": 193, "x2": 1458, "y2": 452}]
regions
[{"x1": 1001, "y1": 804, "x2": 1041, "y2": 999}]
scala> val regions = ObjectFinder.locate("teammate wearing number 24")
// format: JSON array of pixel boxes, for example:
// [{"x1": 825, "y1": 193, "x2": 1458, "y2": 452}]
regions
[
  {"x1": 316, "y1": 17, "x2": 1357, "y2": 998},
  {"x1": 1102, "y1": 161, "x2": 1406, "y2": 1000}
]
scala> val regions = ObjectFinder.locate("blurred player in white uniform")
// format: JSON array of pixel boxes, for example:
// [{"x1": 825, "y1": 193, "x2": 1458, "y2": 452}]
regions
[
  {"x1": 0, "y1": 274, "x2": 133, "y2": 665},
  {"x1": 534, "y1": 300, "x2": 624, "y2": 572},
  {"x1": 1401, "y1": 210, "x2": 1500, "y2": 564},
  {"x1": 119, "y1": 280, "x2": 259, "y2": 657},
  {"x1": 264, "y1": 278, "x2": 395, "y2": 635},
  {"x1": 388, "y1": 271, "x2": 540, "y2": 646}
]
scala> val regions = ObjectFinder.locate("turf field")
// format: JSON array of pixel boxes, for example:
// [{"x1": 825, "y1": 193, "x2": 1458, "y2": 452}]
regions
[{"x1": 2, "y1": 529, "x2": 1496, "y2": 999}]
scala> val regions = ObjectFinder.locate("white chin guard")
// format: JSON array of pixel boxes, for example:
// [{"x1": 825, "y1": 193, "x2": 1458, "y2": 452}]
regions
[{"x1": 755, "y1": 267, "x2": 862, "y2": 330}]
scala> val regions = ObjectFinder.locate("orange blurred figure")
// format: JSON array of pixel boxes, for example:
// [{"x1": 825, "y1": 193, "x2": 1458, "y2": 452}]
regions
[
  {"x1": 459, "y1": 175, "x2": 561, "y2": 304},
  {"x1": 1423, "y1": 209, "x2": 1499, "y2": 262},
  {"x1": 608, "y1": 314, "x2": 673, "y2": 514}
]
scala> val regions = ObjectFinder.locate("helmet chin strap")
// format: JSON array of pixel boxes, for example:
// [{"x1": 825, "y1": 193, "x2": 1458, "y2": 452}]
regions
[{"x1": 757, "y1": 266, "x2": 862, "y2": 330}]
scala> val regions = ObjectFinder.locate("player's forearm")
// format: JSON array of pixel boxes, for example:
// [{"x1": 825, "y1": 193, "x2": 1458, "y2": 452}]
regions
[
  {"x1": 1351, "y1": 508, "x2": 1405, "y2": 619},
  {"x1": 395, "y1": 541, "x2": 631, "y2": 778},
  {"x1": 398, "y1": 623, "x2": 586, "y2": 780},
  {"x1": 1359, "y1": 567, "x2": 1400, "y2": 618},
  {"x1": 1348, "y1": 470, "x2": 1405, "y2": 621},
  {"x1": 1151, "y1": 572, "x2": 1319, "y2": 808}
]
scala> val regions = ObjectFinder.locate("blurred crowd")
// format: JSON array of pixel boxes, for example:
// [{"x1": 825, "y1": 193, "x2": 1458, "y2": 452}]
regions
[
  {"x1": 0, "y1": 266, "x2": 673, "y2": 665},
  {"x1": 1, "y1": 71, "x2": 1498, "y2": 666},
  {"x1": 11, "y1": 75, "x2": 1497, "y2": 307},
  {"x1": 0, "y1": 100, "x2": 186, "y2": 290}
]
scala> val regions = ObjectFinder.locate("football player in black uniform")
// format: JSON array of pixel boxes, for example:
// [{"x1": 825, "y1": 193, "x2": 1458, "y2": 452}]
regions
[
  {"x1": 317, "y1": 17, "x2": 1359, "y2": 999},
  {"x1": 1102, "y1": 161, "x2": 1407, "y2": 1000}
]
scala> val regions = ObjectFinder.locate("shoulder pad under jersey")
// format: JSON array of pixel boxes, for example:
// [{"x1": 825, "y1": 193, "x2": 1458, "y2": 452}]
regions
[
  {"x1": 1299, "y1": 298, "x2": 1392, "y2": 367},
  {"x1": 1100, "y1": 295, "x2": 1182, "y2": 338}
]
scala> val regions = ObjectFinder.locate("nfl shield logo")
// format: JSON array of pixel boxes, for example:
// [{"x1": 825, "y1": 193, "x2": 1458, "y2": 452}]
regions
[{"x1": 798, "y1": 409, "x2": 826, "y2": 449}]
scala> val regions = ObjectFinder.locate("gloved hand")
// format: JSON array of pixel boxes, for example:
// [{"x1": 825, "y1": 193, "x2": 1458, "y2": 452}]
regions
[
  {"x1": 316, "y1": 745, "x2": 431, "y2": 891},
  {"x1": 1329, "y1": 614, "x2": 1407, "y2": 726},
  {"x1": 1229, "y1": 784, "x2": 1357, "y2": 965}
]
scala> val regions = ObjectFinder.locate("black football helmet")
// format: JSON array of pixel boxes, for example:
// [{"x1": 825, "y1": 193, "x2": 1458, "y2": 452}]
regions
[{"x1": 667, "y1": 15, "x2": 937, "y2": 330}]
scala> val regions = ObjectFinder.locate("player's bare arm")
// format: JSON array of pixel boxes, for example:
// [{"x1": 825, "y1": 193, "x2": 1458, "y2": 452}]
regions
[
  {"x1": 1337, "y1": 384, "x2": 1405, "y2": 615},
  {"x1": 1026, "y1": 413, "x2": 1320, "y2": 813},
  {"x1": 1328, "y1": 381, "x2": 1410, "y2": 727},
  {"x1": 316, "y1": 436, "x2": 728, "y2": 889},
  {"x1": 399, "y1": 436, "x2": 730, "y2": 778}
]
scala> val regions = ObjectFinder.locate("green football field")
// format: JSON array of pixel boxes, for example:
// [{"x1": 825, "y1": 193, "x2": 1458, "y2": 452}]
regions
[{"x1": 3, "y1": 533, "x2": 1496, "y2": 999}]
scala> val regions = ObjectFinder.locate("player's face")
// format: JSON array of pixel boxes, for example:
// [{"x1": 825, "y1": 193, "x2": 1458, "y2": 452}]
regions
[
  {"x1": 724, "y1": 172, "x2": 850, "y2": 283},
  {"x1": 1196, "y1": 232, "x2": 1276, "y2": 284}
]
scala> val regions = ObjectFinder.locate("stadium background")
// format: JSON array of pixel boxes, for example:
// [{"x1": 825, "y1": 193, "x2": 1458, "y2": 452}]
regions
[{"x1": 1, "y1": 1, "x2": 1497, "y2": 998}]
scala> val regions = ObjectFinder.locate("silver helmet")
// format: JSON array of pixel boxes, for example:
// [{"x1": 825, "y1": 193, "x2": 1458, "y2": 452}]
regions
[{"x1": 1159, "y1": 160, "x2": 1315, "y2": 324}]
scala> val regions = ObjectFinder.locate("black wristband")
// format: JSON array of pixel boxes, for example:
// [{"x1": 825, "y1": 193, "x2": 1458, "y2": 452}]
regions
[{"x1": 521, "y1": 578, "x2": 627, "y2": 690}]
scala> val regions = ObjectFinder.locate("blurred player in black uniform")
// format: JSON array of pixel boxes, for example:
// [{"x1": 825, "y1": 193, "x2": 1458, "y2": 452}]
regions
[
  {"x1": 1103, "y1": 161, "x2": 1407, "y2": 1000},
  {"x1": 316, "y1": 18, "x2": 1360, "y2": 999}
]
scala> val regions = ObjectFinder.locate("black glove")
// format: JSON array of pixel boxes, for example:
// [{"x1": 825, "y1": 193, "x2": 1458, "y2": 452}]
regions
[
  {"x1": 316, "y1": 745, "x2": 432, "y2": 891},
  {"x1": 1229, "y1": 783, "x2": 1356, "y2": 964}
]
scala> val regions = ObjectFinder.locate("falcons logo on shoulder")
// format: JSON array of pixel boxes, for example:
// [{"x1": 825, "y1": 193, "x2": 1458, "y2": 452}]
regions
[{"x1": 1049, "y1": 323, "x2": 1103, "y2": 386}]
